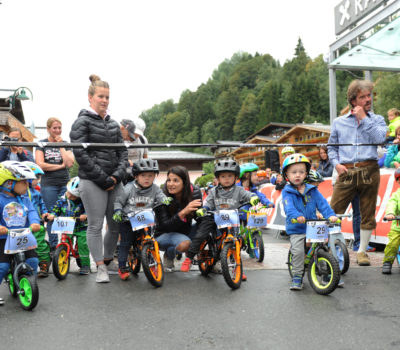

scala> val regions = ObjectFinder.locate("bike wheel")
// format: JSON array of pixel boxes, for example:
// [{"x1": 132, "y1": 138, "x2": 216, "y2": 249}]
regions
[
  {"x1": 141, "y1": 243, "x2": 164, "y2": 287},
  {"x1": 252, "y1": 233, "x2": 265, "y2": 262},
  {"x1": 52, "y1": 245, "x2": 70, "y2": 280},
  {"x1": 221, "y1": 242, "x2": 242, "y2": 289},
  {"x1": 7, "y1": 272, "x2": 17, "y2": 297},
  {"x1": 128, "y1": 250, "x2": 141, "y2": 275},
  {"x1": 18, "y1": 274, "x2": 39, "y2": 311},
  {"x1": 198, "y1": 239, "x2": 214, "y2": 276},
  {"x1": 334, "y1": 241, "x2": 350, "y2": 275},
  {"x1": 287, "y1": 250, "x2": 294, "y2": 278},
  {"x1": 308, "y1": 250, "x2": 340, "y2": 295}
]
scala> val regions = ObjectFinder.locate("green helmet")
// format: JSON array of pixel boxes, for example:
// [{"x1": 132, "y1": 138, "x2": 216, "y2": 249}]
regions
[
  {"x1": 305, "y1": 170, "x2": 324, "y2": 184},
  {"x1": 239, "y1": 163, "x2": 259, "y2": 179}
]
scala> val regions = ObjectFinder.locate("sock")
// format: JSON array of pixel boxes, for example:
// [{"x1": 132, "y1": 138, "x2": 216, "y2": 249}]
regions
[{"x1": 358, "y1": 229, "x2": 372, "y2": 253}]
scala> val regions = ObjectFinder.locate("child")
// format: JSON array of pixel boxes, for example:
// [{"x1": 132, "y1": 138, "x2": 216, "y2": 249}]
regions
[
  {"x1": 382, "y1": 169, "x2": 400, "y2": 274},
  {"x1": 281, "y1": 146, "x2": 295, "y2": 159},
  {"x1": 47, "y1": 177, "x2": 90, "y2": 275},
  {"x1": 387, "y1": 108, "x2": 400, "y2": 142},
  {"x1": 0, "y1": 161, "x2": 41, "y2": 305},
  {"x1": 112, "y1": 159, "x2": 171, "y2": 280},
  {"x1": 281, "y1": 154, "x2": 337, "y2": 291},
  {"x1": 23, "y1": 161, "x2": 51, "y2": 278},
  {"x1": 180, "y1": 159, "x2": 260, "y2": 280}
]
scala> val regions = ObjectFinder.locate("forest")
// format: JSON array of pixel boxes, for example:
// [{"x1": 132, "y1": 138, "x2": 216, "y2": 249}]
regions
[{"x1": 140, "y1": 38, "x2": 400, "y2": 151}]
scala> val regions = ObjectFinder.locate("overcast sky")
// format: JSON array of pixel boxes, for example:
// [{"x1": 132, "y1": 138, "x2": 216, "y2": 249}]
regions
[{"x1": 0, "y1": 0, "x2": 338, "y2": 139}]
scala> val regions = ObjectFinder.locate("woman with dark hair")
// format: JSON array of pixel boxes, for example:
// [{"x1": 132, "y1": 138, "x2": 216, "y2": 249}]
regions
[
  {"x1": 317, "y1": 146, "x2": 333, "y2": 177},
  {"x1": 154, "y1": 166, "x2": 202, "y2": 271}
]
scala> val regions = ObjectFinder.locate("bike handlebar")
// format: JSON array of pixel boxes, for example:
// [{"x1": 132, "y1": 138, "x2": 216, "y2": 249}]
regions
[
  {"x1": 383, "y1": 216, "x2": 400, "y2": 221},
  {"x1": 291, "y1": 218, "x2": 341, "y2": 224}
]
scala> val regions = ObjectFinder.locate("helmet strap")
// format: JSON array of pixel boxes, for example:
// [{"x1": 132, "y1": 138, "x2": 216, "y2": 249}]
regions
[{"x1": 0, "y1": 180, "x2": 18, "y2": 197}]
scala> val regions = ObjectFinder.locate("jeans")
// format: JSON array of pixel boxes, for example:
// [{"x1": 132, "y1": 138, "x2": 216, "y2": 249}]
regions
[
  {"x1": 351, "y1": 194, "x2": 361, "y2": 249},
  {"x1": 0, "y1": 257, "x2": 39, "y2": 284},
  {"x1": 156, "y1": 225, "x2": 195, "y2": 259},
  {"x1": 41, "y1": 185, "x2": 67, "y2": 247}
]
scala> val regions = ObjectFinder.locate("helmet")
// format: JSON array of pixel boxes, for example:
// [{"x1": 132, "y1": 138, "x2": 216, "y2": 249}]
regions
[
  {"x1": 282, "y1": 146, "x2": 295, "y2": 155},
  {"x1": 23, "y1": 161, "x2": 44, "y2": 177},
  {"x1": 239, "y1": 163, "x2": 259, "y2": 178},
  {"x1": 132, "y1": 159, "x2": 159, "y2": 177},
  {"x1": 395, "y1": 168, "x2": 400, "y2": 180},
  {"x1": 305, "y1": 170, "x2": 324, "y2": 184},
  {"x1": 214, "y1": 159, "x2": 240, "y2": 177},
  {"x1": 0, "y1": 161, "x2": 36, "y2": 186},
  {"x1": 67, "y1": 177, "x2": 80, "y2": 197},
  {"x1": 282, "y1": 153, "x2": 311, "y2": 178},
  {"x1": 257, "y1": 170, "x2": 267, "y2": 177}
]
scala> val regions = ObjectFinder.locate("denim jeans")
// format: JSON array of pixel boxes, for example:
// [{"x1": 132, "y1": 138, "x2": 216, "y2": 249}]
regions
[
  {"x1": 351, "y1": 194, "x2": 361, "y2": 249},
  {"x1": 0, "y1": 257, "x2": 39, "y2": 284},
  {"x1": 41, "y1": 185, "x2": 67, "y2": 247},
  {"x1": 156, "y1": 224, "x2": 196, "y2": 259}
]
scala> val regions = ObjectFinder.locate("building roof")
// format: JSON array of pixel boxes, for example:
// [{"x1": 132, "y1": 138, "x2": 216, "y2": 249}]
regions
[
  {"x1": 0, "y1": 98, "x2": 25, "y2": 124},
  {"x1": 246, "y1": 122, "x2": 294, "y2": 141},
  {"x1": 148, "y1": 150, "x2": 214, "y2": 161},
  {"x1": 276, "y1": 123, "x2": 331, "y2": 143}
]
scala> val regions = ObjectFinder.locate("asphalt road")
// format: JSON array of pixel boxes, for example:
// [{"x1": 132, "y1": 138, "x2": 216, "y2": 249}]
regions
[{"x1": 1, "y1": 265, "x2": 400, "y2": 350}]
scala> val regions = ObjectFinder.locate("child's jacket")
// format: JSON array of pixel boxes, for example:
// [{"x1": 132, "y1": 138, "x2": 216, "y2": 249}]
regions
[
  {"x1": 204, "y1": 184, "x2": 257, "y2": 211},
  {"x1": 389, "y1": 116, "x2": 400, "y2": 137},
  {"x1": 114, "y1": 180, "x2": 167, "y2": 220},
  {"x1": 50, "y1": 195, "x2": 86, "y2": 233},
  {"x1": 385, "y1": 188, "x2": 400, "y2": 233},
  {"x1": 0, "y1": 192, "x2": 40, "y2": 239},
  {"x1": 236, "y1": 181, "x2": 274, "y2": 207},
  {"x1": 282, "y1": 183, "x2": 335, "y2": 235},
  {"x1": 25, "y1": 187, "x2": 48, "y2": 218}
]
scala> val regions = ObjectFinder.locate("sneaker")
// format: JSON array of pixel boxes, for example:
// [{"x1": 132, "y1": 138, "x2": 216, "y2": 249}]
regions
[
  {"x1": 80, "y1": 265, "x2": 90, "y2": 275},
  {"x1": 337, "y1": 279, "x2": 345, "y2": 288},
  {"x1": 357, "y1": 252, "x2": 370, "y2": 266},
  {"x1": 38, "y1": 261, "x2": 49, "y2": 278},
  {"x1": 0, "y1": 297, "x2": 4, "y2": 306},
  {"x1": 290, "y1": 275, "x2": 303, "y2": 290},
  {"x1": 211, "y1": 261, "x2": 222, "y2": 274},
  {"x1": 163, "y1": 254, "x2": 175, "y2": 272},
  {"x1": 242, "y1": 272, "x2": 247, "y2": 281},
  {"x1": 180, "y1": 257, "x2": 193, "y2": 272},
  {"x1": 118, "y1": 267, "x2": 130, "y2": 281},
  {"x1": 96, "y1": 264, "x2": 110, "y2": 283},
  {"x1": 104, "y1": 259, "x2": 119, "y2": 275},
  {"x1": 366, "y1": 245, "x2": 376, "y2": 252},
  {"x1": 382, "y1": 262, "x2": 392, "y2": 274}
]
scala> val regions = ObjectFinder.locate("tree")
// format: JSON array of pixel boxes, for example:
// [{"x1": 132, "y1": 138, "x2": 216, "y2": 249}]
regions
[{"x1": 233, "y1": 93, "x2": 258, "y2": 140}]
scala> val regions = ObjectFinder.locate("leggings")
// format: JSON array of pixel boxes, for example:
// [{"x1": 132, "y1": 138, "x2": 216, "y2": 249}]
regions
[{"x1": 79, "y1": 179, "x2": 122, "y2": 263}]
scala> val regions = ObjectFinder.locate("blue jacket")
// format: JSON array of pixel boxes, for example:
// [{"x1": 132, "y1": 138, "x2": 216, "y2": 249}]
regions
[
  {"x1": 24, "y1": 187, "x2": 48, "y2": 218},
  {"x1": 236, "y1": 181, "x2": 274, "y2": 207},
  {"x1": 0, "y1": 191, "x2": 40, "y2": 239},
  {"x1": 0, "y1": 147, "x2": 34, "y2": 162},
  {"x1": 282, "y1": 184, "x2": 335, "y2": 235}
]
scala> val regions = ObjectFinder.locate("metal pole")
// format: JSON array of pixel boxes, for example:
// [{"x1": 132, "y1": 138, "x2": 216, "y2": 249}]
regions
[{"x1": 329, "y1": 68, "x2": 337, "y2": 125}]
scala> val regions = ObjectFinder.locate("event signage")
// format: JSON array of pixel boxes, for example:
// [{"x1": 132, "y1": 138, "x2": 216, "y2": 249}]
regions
[{"x1": 334, "y1": 0, "x2": 385, "y2": 35}]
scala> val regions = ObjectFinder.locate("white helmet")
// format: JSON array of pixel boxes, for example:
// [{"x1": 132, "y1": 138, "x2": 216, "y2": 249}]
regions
[
  {"x1": 0, "y1": 161, "x2": 36, "y2": 186},
  {"x1": 67, "y1": 177, "x2": 80, "y2": 197},
  {"x1": 133, "y1": 117, "x2": 146, "y2": 136}
]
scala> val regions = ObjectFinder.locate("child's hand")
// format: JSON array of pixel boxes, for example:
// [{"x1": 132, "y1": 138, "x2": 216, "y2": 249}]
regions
[
  {"x1": 385, "y1": 214, "x2": 395, "y2": 220},
  {"x1": 42, "y1": 213, "x2": 49, "y2": 221},
  {"x1": 297, "y1": 216, "x2": 306, "y2": 224},
  {"x1": 329, "y1": 216, "x2": 338, "y2": 223},
  {"x1": 80, "y1": 214, "x2": 87, "y2": 222},
  {"x1": 268, "y1": 203, "x2": 274, "y2": 208},
  {"x1": 47, "y1": 214, "x2": 55, "y2": 221},
  {"x1": 316, "y1": 213, "x2": 323, "y2": 219},
  {"x1": 30, "y1": 223, "x2": 41, "y2": 232},
  {"x1": 0, "y1": 226, "x2": 8, "y2": 235}
]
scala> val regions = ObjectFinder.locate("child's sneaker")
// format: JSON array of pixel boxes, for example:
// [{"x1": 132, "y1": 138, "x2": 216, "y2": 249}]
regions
[
  {"x1": 80, "y1": 266, "x2": 90, "y2": 275},
  {"x1": 242, "y1": 272, "x2": 247, "y2": 281},
  {"x1": 163, "y1": 254, "x2": 175, "y2": 272},
  {"x1": 338, "y1": 279, "x2": 345, "y2": 288},
  {"x1": 38, "y1": 261, "x2": 49, "y2": 278},
  {"x1": 0, "y1": 297, "x2": 4, "y2": 305},
  {"x1": 180, "y1": 257, "x2": 192, "y2": 272},
  {"x1": 382, "y1": 262, "x2": 392, "y2": 274},
  {"x1": 118, "y1": 267, "x2": 130, "y2": 281},
  {"x1": 290, "y1": 275, "x2": 303, "y2": 290}
]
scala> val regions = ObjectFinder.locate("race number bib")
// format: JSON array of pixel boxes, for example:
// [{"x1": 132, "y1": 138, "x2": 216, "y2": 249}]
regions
[
  {"x1": 247, "y1": 212, "x2": 267, "y2": 228},
  {"x1": 328, "y1": 224, "x2": 341, "y2": 235},
  {"x1": 129, "y1": 209, "x2": 155, "y2": 231},
  {"x1": 4, "y1": 228, "x2": 37, "y2": 254},
  {"x1": 214, "y1": 210, "x2": 239, "y2": 229},
  {"x1": 51, "y1": 217, "x2": 76, "y2": 235},
  {"x1": 306, "y1": 221, "x2": 329, "y2": 243}
]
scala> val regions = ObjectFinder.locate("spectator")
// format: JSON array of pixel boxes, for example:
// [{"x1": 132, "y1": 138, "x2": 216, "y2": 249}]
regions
[
  {"x1": 0, "y1": 128, "x2": 34, "y2": 162},
  {"x1": 317, "y1": 146, "x2": 334, "y2": 177},
  {"x1": 120, "y1": 118, "x2": 148, "y2": 165},
  {"x1": 384, "y1": 126, "x2": 400, "y2": 168},
  {"x1": 35, "y1": 118, "x2": 74, "y2": 248},
  {"x1": 69, "y1": 74, "x2": 128, "y2": 283},
  {"x1": 387, "y1": 108, "x2": 400, "y2": 142},
  {"x1": 274, "y1": 173, "x2": 287, "y2": 190}
]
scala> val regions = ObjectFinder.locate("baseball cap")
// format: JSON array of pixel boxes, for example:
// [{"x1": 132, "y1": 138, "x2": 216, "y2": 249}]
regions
[{"x1": 120, "y1": 119, "x2": 136, "y2": 140}]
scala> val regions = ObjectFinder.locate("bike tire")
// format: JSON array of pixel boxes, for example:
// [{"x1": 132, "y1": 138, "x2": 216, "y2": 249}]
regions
[
  {"x1": 18, "y1": 274, "x2": 39, "y2": 311},
  {"x1": 141, "y1": 243, "x2": 164, "y2": 288},
  {"x1": 197, "y1": 239, "x2": 215, "y2": 276},
  {"x1": 7, "y1": 272, "x2": 17, "y2": 297},
  {"x1": 52, "y1": 245, "x2": 70, "y2": 280},
  {"x1": 307, "y1": 250, "x2": 340, "y2": 295},
  {"x1": 252, "y1": 233, "x2": 265, "y2": 263},
  {"x1": 287, "y1": 250, "x2": 294, "y2": 278},
  {"x1": 221, "y1": 242, "x2": 242, "y2": 290},
  {"x1": 334, "y1": 241, "x2": 350, "y2": 275}
]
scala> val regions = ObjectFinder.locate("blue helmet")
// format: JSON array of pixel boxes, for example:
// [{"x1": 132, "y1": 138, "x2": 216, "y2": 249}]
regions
[
  {"x1": 239, "y1": 163, "x2": 259, "y2": 179},
  {"x1": 23, "y1": 161, "x2": 44, "y2": 177}
]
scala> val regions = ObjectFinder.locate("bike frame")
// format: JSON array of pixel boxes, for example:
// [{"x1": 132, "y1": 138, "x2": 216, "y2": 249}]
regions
[
  {"x1": 56, "y1": 233, "x2": 80, "y2": 260},
  {"x1": 10, "y1": 252, "x2": 35, "y2": 291}
]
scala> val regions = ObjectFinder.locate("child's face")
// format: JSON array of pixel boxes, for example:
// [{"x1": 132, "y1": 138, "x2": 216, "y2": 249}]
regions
[
  {"x1": 285, "y1": 152, "x2": 294, "y2": 159},
  {"x1": 32, "y1": 178, "x2": 39, "y2": 187},
  {"x1": 250, "y1": 172, "x2": 258, "y2": 184},
  {"x1": 66, "y1": 191, "x2": 78, "y2": 201},
  {"x1": 137, "y1": 172, "x2": 156, "y2": 188},
  {"x1": 14, "y1": 180, "x2": 28, "y2": 195},
  {"x1": 218, "y1": 172, "x2": 236, "y2": 187},
  {"x1": 276, "y1": 174, "x2": 283, "y2": 183},
  {"x1": 286, "y1": 163, "x2": 307, "y2": 186},
  {"x1": 388, "y1": 112, "x2": 396, "y2": 121}
]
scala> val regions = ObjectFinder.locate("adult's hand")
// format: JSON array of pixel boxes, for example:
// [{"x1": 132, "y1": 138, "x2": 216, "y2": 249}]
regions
[
  {"x1": 393, "y1": 138, "x2": 400, "y2": 144},
  {"x1": 184, "y1": 199, "x2": 202, "y2": 215},
  {"x1": 335, "y1": 164, "x2": 348, "y2": 176},
  {"x1": 353, "y1": 106, "x2": 367, "y2": 121},
  {"x1": 105, "y1": 185, "x2": 115, "y2": 192}
]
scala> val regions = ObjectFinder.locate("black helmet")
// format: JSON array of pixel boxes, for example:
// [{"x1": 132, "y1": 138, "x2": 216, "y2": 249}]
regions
[
  {"x1": 214, "y1": 159, "x2": 240, "y2": 177},
  {"x1": 132, "y1": 159, "x2": 159, "y2": 177}
]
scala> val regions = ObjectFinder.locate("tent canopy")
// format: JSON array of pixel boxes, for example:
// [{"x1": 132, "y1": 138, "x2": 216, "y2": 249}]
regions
[{"x1": 329, "y1": 16, "x2": 400, "y2": 72}]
